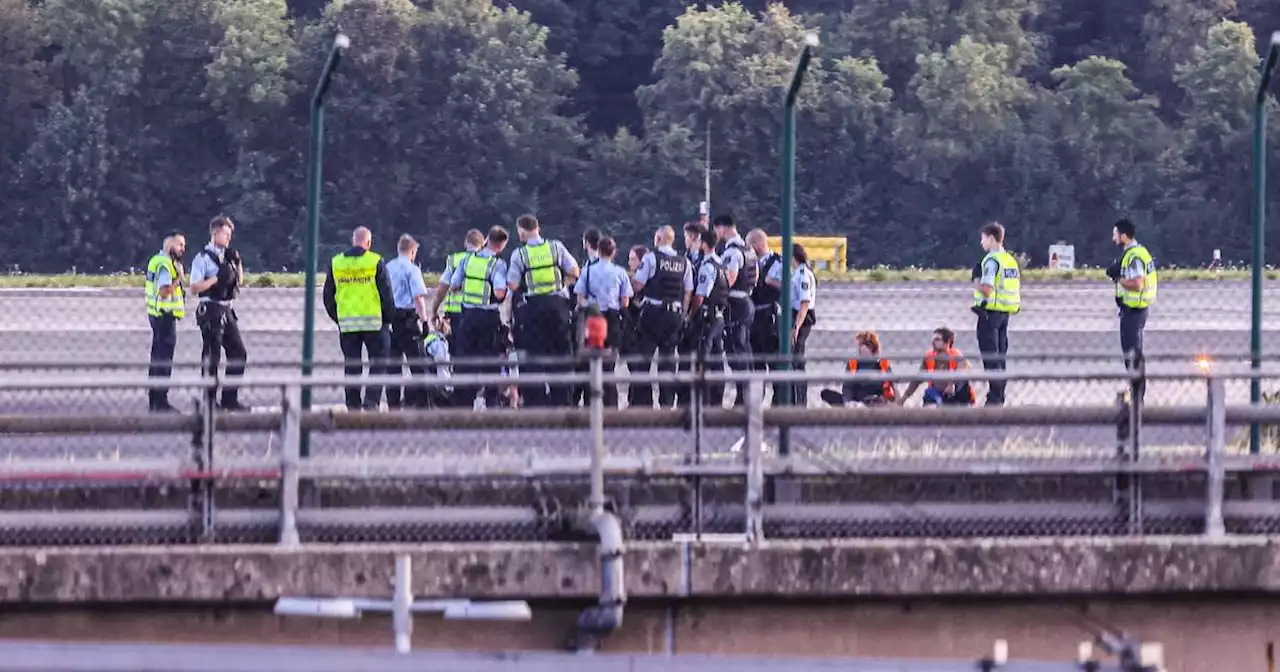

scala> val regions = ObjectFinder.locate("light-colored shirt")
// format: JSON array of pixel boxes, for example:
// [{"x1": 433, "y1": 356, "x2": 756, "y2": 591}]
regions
[
  {"x1": 719, "y1": 235, "x2": 746, "y2": 274},
  {"x1": 979, "y1": 246, "x2": 1004, "y2": 286},
  {"x1": 1122, "y1": 240, "x2": 1147, "y2": 280},
  {"x1": 574, "y1": 259, "x2": 633, "y2": 311},
  {"x1": 507, "y1": 236, "x2": 579, "y2": 298},
  {"x1": 425, "y1": 332, "x2": 451, "y2": 370},
  {"x1": 765, "y1": 255, "x2": 784, "y2": 284},
  {"x1": 694, "y1": 251, "x2": 723, "y2": 298},
  {"x1": 387, "y1": 255, "x2": 428, "y2": 310},
  {"x1": 790, "y1": 264, "x2": 817, "y2": 311},
  {"x1": 189, "y1": 243, "x2": 228, "y2": 304},
  {"x1": 634, "y1": 245, "x2": 694, "y2": 306},
  {"x1": 448, "y1": 248, "x2": 508, "y2": 311}
]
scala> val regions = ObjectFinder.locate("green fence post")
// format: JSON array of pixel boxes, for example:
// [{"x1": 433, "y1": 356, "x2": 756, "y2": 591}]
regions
[
  {"x1": 777, "y1": 33, "x2": 818, "y2": 457},
  {"x1": 1250, "y1": 33, "x2": 1279, "y2": 455},
  {"x1": 301, "y1": 33, "x2": 350, "y2": 458}
]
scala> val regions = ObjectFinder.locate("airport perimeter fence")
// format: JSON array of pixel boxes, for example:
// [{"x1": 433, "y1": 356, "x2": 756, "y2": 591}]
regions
[
  {"x1": 5, "y1": 270, "x2": 1280, "y2": 388},
  {"x1": 4, "y1": 361, "x2": 1280, "y2": 547}
]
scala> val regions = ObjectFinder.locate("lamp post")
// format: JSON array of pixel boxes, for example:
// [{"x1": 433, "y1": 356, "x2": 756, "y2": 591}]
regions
[
  {"x1": 776, "y1": 32, "x2": 819, "y2": 456},
  {"x1": 301, "y1": 33, "x2": 350, "y2": 458},
  {"x1": 1250, "y1": 32, "x2": 1280, "y2": 454}
]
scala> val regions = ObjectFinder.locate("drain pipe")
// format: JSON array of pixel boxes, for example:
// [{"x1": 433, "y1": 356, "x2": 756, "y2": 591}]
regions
[{"x1": 571, "y1": 354, "x2": 626, "y2": 652}]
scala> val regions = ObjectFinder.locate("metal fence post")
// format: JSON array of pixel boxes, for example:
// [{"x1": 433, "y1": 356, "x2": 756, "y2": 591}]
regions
[
  {"x1": 280, "y1": 384, "x2": 302, "y2": 546},
  {"x1": 589, "y1": 355, "x2": 605, "y2": 513},
  {"x1": 393, "y1": 554, "x2": 413, "y2": 654},
  {"x1": 1205, "y1": 377, "x2": 1226, "y2": 538},
  {"x1": 744, "y1": 380, "x2": 765, "y2": 543}
]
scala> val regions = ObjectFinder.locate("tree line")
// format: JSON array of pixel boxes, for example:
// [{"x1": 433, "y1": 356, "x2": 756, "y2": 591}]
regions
[{"x1": 2, "y1": 0, "x2": 1279, "y2": 273}]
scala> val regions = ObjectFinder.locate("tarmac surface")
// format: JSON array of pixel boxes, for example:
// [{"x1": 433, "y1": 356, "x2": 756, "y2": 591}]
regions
[{"x1": 0, "y1": 280, "x2": 1278, "y2": 462}]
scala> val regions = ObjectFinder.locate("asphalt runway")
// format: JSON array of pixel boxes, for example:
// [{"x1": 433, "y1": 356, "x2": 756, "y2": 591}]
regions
[{"x1": 0, "y1": 281, "x2": 1277, "y2": 462}]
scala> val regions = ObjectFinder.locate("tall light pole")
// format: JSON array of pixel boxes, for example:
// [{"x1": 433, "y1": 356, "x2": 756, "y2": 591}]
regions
[
  {"x1": 301, "y1": 33, "x2": 350, "y2": 458},
  {"x1": 777, "y1": 31, "x2": 818, "y2": 456},
  {"x1": 1250, "y1": 32, "x2": 1280, "y2": 455}
]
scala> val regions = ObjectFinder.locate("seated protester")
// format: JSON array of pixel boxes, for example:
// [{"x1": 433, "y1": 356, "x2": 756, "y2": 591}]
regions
[
  {"x1": 422, "y1": 317, "x2": 454, "y2": 408},
  {"x1": 897, "y1": 327, "x2": 976, "y2": 407},
  {"x1": 498, "y1": 323, "x2": 521, "y2": 409},
  {"x1": 820, "y1": 331, "x2": 897, "y2": 407}
]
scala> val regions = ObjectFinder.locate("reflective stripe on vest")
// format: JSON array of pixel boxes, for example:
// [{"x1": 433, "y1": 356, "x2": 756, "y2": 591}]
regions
[
  {"x1": 972, "y1": 251, "x2": 1021, "y2": 313},
  {"x1": 847, "y1": 358, "x2": 895, "y2": 400},
  {"x1": 331, "y1": 252, "x2": 383, "y2": 332},
  {"x1": 145, "y1": 254, "x2": 185, "y2": 319},
  {"x1": 1116, "y1": 244, "x2": 1158, "y2": 309},
  {"x1": 442, "y1": 251, "x2": 468, "y2": 314},
  {"x1": 521, "y1": 241, "x2": 563, "y2": 295},
  {"x1": 461, "y1": 254, "x2": 497, "y2": 306}
]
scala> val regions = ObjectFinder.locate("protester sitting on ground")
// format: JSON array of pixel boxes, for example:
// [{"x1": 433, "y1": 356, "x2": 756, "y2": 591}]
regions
[
  {"x1": 897, "y1": 327, "x2": 976, "y2": 407},
  {"x1": 820, "y1": 331, "x2": 897, "y2": 407}
]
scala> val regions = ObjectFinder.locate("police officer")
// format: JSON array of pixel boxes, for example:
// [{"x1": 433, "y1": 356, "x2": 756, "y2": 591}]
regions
[
  {"x1": 507, "y1": 214, "x2": 580, "y2": 407},
  {"x1": 323, "y1": 227, "x2": 395, "y2": 411},
  {"x1": 450, "y1": 226, "x2": 510, "y2": 408},
  {"x1": 1108, "y1": 218, "x2": 1157, "y2": 403},
  {"x1": 431, "y1": 228, "x2": 484, "y2": 354},
  {"x1": 746, "y1": 229, "x2": 785, "y2": 402},
  {"x1": 713, "y1": 215, "x2": 757, "y2": 406},
  {"x1": 145, "y1": 232, "x2": 187, "y2": 412},
  {"x1": 687, "y1": 229, "x2": 729, "y2": 407},
  {"x1": 385, "y1": 234, "x2": 432, "y2": 409},
  {"x1": 188, "y1": 215, "x2": 249, "y2": 411},
  {"x1": 675, "y1": 221, "x2": 708, "y2": 407},
  {"x1": 972, "y1": 221, "x2": 1021, "y2": 407},
  {"x1": 629, "y1": 226, "x2": 693, "y2": 408},
  {"x1": 787, "y1": 244, "x2": 818, "y2": 407},
  {"x1": 574, "y1": 236, "x2": 632, "y2": 408},
  {"x1": 570, "y1": 228, "x2": 605, "y2": 406}
]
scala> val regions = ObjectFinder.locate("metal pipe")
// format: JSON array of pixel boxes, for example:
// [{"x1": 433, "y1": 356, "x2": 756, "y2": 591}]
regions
[
  {"x1": 589, "y1": 356, "x2": 605, "y2": 512},
  {"x1": 1206, "y1": 377, "x2": 1226, "y2": 538},
  {"x1": 573, "y1": 510, "x2": 625, "y2": 652},
  {"x1": 393, "y1": 554, "x2": 413, "y2": 654}
]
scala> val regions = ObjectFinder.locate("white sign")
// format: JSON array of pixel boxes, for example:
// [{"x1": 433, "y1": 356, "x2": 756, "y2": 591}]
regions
[{"x1": 1048, "y1": 244, "x2": 1075, "y2": 270}]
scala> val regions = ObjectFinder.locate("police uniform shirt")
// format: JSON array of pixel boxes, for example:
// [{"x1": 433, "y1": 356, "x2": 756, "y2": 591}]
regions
[
  {"x1": 506, "y1": 236, "x2": 579, "y2": 299},
  {"x1": 719, "y1": 235, "x2": 747, "y2": 296},
  {"x1": 189, "y1": 243, "x2": 230, "y2": 304},
  {"x1": 387, "y1": 254, "x2": 429, "y2": 310},
  {"x1": 448, "y1": 248, "x2": 509, "y2": 311},
  {"x1": 695, "y1": 251, "x2": 724, "y2": 298},
  {"x1": 1121, "y1": 241, "x2": 1148, "y2": 281},
  {"x1": 790, "y1": 264, "x2": 817, "y2": 312},
  {"x1": 979, "y1": 248, "x2": 1004, "y2": 287},
  {"x1": 764, "y1": 255, "x2": 784, "y2": 285},
  {"x1": 574, "y1": 259, "x2": 633, "y2": 311},
  {"x1": 633, "y1": 245, "x2": 695, "y2": 306}
]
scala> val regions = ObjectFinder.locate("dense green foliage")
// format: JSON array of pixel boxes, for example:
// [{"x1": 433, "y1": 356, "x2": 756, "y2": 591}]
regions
[{"x1": 2, "y1": 0, "x2": 1278, "y2": 271}]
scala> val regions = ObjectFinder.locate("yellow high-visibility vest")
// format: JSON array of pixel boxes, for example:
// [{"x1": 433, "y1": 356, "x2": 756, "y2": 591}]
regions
[
  {"x1": 972, "y1": 250, "x2": 1021, "y2": 314},
  {"x1": 520, "y1": 241, "x2": 563, "y2": 295},
  {"x1": 442, "y1": 251, "x2": 468, "y2": 314},
  {"x1": 1116, "y1": 244, "x2": 1158, "y2": 309},
  {"x1": 145, "y1": 253, "x2": 185, "y2": 319},
  {"x1": 461, "y1": 253, "x2": 498, "y2": 306},
  {"x1": 331, "y1": 251, "x2": 383, "y2": 332}
]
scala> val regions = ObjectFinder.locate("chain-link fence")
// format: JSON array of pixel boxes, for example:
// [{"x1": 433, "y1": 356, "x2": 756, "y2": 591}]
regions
[{"x1": 2, "y1": 366, "x2": 1280, "y2": 547}]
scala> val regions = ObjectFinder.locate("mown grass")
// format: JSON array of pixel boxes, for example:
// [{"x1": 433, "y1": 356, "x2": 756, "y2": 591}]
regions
[{"x1": 1, "y1": 267, "x2": 1276, "y2": 289}]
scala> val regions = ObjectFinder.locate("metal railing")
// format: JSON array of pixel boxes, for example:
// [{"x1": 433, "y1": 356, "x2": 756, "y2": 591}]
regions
[{"x1": 0, "y1": 361, "x2": 1279, "y2": 546}]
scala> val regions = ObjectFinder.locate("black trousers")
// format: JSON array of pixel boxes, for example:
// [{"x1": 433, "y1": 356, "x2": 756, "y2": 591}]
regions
[
  {"x1": 388, "y1": 310, "x2": 427, "y2": 408},
  {"x1": 749, "y1": 303, "x2": 783, "y2": 403},
  {"x1": 196, "y1": 302, "x2": 247, "y2": 407},
  {"x1": 148, "y1": 314, "x2": 177, "y2": 408},
  {"x1": 1120, "y1": 307, "x2": 1148, "y2": 403},
  {"x1": 975, "y1": 308, "x2": 1011, "y2": 406},
  {"x1": 516, "y1": 295, "x2": 573, "y2": 407},
  {"x1": 724, "y1": 296, "x2": 755, "y2": 406},
  {"x1": 339, "y1": 328, "x2": 390, "y2": 410},
  {"x1": 454, "y1": 308, "x2": 503, "y2": 407},
  {"x1": 572, "y1": 309, "x2": 622, "y2": 408},
  {"x1": 788, "y1": 310, "x2": 814, "y2": 407},
  {"x1": 682, "y1": 309, "x2": 726, "y2": 407},
  {"x1": 630, "y1": 304, "x2": 684, "y2": 408}
]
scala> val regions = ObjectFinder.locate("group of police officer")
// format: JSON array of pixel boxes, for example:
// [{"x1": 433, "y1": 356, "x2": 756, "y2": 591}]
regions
[{"x1": 143, "y1": 212, "x2": 1154, "y2": 412}]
